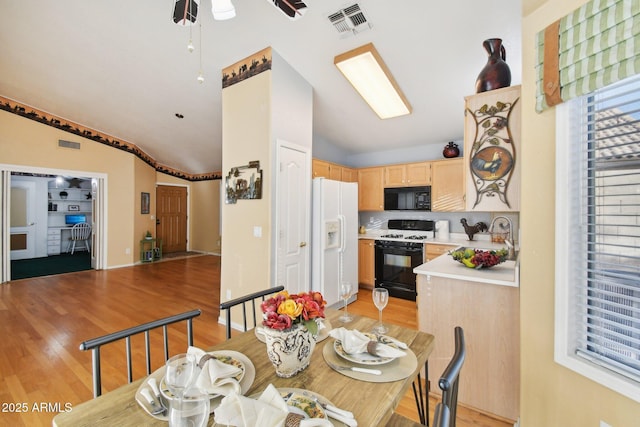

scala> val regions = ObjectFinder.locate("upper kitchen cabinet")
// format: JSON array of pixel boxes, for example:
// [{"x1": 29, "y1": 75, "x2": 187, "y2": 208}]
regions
[
  {"x1": 431, "y1": 158, "x2": 465, "y2": 212},
  {"x1": 341, "y1": 167, "x2": 357, "y2": 183},
  {"x1": 358, "y1": 166, "x2": 384, "y2": 211},
  {"x1": 384, "y1": 162, "x2": 431, "y2": 187},
  {"x1": 312, "y1": 159, "x2": 357, "y2": 182},
  {"x1": 464, "y1": 85, "x2": 521, "y2": 212}
]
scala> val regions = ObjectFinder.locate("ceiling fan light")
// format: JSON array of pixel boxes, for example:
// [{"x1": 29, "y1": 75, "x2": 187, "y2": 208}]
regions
[
  {"x1": 211, "y1": 0, "x2": 236, "y2": 20},
  {"x1": 334, "y1": 43, "x2": 411, "y2": 119}
]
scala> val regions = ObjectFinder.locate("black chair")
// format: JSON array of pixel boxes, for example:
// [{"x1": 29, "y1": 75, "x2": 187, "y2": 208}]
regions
[
  {"x1": 79, "y1": 309, "x2": 201, "y2": 398},
  {"x1": 219, "y1": 285, "x2": 285, "y2": 339},
  {"x1": 437, "y1": 326, "x2": 466, "y2": 427},
  {"x1": 432, "y1": 402, "x2": 450, "y2": 427}
]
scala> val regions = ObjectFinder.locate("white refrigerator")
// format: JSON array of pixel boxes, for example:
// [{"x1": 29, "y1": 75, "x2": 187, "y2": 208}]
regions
[{"x1": 311, "y1": 178, "x2": 358, "y2": 307}]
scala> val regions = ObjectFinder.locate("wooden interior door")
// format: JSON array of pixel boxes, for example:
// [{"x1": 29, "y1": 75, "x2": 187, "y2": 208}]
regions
[{"x1": 156, "y1": 185, "x2": 187, "y2": 254}]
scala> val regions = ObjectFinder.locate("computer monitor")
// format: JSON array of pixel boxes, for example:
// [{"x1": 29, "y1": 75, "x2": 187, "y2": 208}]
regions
[{"x1": 65, "y1": 214, "x2": 87, "y2": 225}]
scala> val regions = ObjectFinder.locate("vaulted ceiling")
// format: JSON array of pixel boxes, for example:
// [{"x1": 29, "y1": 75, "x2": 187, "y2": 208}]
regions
[{"x1": 0, "y1": 1, "x2": 522, "y2": 176}]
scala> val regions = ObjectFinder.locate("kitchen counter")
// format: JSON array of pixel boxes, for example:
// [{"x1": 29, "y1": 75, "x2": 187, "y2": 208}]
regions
[{"x1": 413, "y1": 250, "x2": 519, "y2": 287}]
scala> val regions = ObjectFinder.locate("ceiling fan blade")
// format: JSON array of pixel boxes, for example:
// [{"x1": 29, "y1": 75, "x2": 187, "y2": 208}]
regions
[{"x1": 172, "y1": 0, "x2": 199, "y2": 26}]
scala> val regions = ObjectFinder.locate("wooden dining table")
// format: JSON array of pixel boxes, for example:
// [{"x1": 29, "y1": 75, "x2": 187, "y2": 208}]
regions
[{"x1": 52, "y1": 309, "x2": 435, "y2": 426}]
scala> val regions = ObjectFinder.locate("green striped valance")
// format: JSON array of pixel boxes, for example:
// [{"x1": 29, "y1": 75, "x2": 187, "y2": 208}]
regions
[{"x1": 535, "y1": 0, "x2": 640, "y2": 112}]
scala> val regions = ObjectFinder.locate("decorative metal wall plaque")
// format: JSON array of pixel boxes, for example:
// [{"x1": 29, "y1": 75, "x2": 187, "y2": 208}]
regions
[
  {"x1": 466, "y1": 97, "x2": 519, "y2": 208},
  {"x1": 225, "y1": 161, "x2": 262, "y2": 204}
]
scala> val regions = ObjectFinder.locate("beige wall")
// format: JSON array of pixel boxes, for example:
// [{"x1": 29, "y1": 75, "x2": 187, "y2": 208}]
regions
[
  {"x1": 190, "y1": 179, "x2": 221, "y2": 254},
  {"x1": 0, "y1": 108, "x2": 220, "y2": 267},
  {"x1": 135, "y1": 158, "x2": 157, "y2": 261},
  {"x1": 221, "y1": 71, "x2": 273, "y2": 306},
  {"x1": 521, "y1": 1, "x2": 640, "y2": 425}
]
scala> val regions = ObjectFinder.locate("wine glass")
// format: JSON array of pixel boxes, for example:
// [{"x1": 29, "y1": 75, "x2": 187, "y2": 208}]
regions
[
  {"x1": 339, "y1": 282, "x2": 354, "y2": 323},
  {"x1": 372, "y1": 288, "x2": 389, "y2": 334},
  {"x1": 165, "y1": 353, "x2": 196, "y2": 427}
]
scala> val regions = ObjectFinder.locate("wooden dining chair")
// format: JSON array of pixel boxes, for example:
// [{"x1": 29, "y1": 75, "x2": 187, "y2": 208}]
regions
[
  {"x1": 219, "y1": 285, "x2": 284, "y2": 339},
  {"x1": 437, "y1": 326, "x2": 466, "y2": 427},
  {"x1": 79, "y1": 309, "x2": 201, "y2": 398}
]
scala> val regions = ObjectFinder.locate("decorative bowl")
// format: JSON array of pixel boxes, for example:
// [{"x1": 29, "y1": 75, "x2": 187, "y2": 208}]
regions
[{"x1": 450, "y1": 247, "x2": 508, "y2": 269}]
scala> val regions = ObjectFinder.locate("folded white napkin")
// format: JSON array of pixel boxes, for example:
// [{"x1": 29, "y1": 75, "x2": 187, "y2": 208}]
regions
[
  {"x1": 187, "y1": 346, "x2": 242, "y2": 396},
  {"x1": 214, "y1": 384, "x2": 332, "y2": 427},
  {"x1": 329, "y1": 328, "x2": 406, "y2": 358}
]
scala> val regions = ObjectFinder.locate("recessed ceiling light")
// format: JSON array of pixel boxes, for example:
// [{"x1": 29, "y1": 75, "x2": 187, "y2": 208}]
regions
[{"x1": 175, "y1": 113, "x2": 184, "y2": 119}]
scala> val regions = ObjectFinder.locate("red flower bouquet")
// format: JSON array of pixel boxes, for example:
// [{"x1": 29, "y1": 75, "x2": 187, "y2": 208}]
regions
[{"x1": 261, "y1": 291, "x2": 326, "y2": 335}]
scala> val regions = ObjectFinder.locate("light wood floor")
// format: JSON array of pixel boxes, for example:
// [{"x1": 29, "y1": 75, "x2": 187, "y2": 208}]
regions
[{"x1": 0, "y1": 255, "x2": 512, "y2": 427}]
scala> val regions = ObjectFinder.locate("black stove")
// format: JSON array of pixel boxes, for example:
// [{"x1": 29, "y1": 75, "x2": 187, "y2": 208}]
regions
[{"x1": 374, "y1": 220, "x2": 435, "y2": 301}]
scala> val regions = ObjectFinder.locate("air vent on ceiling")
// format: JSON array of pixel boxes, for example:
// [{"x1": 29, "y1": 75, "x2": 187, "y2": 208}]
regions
[
  {"x1": 58, "y1": 140, "x2": 81, "y2": 150},
  {"x1": 328, "y1": 3, "x2": 371, "y2": 38}
]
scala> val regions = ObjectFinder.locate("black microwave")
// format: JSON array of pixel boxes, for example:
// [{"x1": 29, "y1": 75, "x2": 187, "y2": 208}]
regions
[{"x1": 384, "y1": 186, "x2": 431, "y2": 211}]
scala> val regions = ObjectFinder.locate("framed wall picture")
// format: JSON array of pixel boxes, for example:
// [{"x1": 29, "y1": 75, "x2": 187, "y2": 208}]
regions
[
  {"x1": 141, "y1": 192, "x2": 150, "y2": 214},
  {"x1": 68, "y1": 205, "x2": 80, "y2": 211}
]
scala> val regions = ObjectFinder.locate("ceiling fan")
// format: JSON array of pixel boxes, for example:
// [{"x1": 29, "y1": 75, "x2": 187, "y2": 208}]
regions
[{"x1": 172, "y1": 0, "x2": 308, "y2": 25}]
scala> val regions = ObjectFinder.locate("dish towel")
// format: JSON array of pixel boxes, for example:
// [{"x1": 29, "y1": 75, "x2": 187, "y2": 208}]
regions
[
  {"x1": 214, "y1": 384, "x2": 332, "y2": 427},
  {"x1": 329, "y1": 328, "x2": 407, "y2": 358},
  {"x1": 187, "y1": 346, "x2": 242, "y2": 396}
]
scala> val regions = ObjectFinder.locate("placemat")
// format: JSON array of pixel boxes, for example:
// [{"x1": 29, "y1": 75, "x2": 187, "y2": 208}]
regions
[{"x1": 321, "y1": 338, "x2": 417, "y2": 383}]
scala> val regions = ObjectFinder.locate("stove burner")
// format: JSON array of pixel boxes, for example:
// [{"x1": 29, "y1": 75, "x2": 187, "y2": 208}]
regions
[
  {"x1": 380, "y1": 233, "x2": 403, "y2": 238},
  {"x1": 405, "y1": 235, "x2": 428, "y2": 240}
]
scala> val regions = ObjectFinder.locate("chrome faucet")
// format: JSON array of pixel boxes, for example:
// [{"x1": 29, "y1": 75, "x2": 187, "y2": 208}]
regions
[{"x1": 489, "y1": 216, "x2": 516, "y2": 260}]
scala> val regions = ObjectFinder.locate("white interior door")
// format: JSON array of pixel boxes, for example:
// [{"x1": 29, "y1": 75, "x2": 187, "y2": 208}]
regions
[
  {"x1": 10, "y1": 180, "x2": 36, "y2": 260},
  {"x1": 276, "y1": 141, "x2": 310, "y2": 294}
]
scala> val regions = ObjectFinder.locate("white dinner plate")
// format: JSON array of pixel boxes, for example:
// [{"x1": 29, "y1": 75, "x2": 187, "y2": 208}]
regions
[
  {"x1": 333, "y1": 333, "x2": 399, "y2": 365},
  {"x1": 135, "y1": 350, "x2": 255, "y2": 421}
]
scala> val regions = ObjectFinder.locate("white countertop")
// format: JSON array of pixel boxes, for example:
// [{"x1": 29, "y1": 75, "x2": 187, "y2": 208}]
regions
[{"x1": 413, "y1": 250, "x2": 519, "y2": 287}]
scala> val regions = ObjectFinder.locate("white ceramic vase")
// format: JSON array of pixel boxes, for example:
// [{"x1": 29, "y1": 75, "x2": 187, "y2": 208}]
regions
[{"x1": 262, "y1": 323, "x2": 316, "y2": 378}]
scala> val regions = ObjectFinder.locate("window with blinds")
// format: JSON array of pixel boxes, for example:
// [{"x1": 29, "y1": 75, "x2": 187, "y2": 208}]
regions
[{"x1": 572, "y1": 74, "x2": 640, "y2": 383}]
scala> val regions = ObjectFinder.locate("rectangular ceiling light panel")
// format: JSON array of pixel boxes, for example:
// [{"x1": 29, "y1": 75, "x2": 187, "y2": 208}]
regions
[{"x1": 334, "y1": 43, "x2": 411, "y2": 119}]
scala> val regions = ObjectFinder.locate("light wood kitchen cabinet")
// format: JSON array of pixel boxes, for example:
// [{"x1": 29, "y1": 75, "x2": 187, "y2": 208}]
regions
[
  {"x1": 431, "y1": 158, "x2": 465, "y2": 211},
  {"x1": 417, "y1": 274, "x2": 520, "y2": 420},
  {"x1": 312, "y1": 159, "x2": 357, "y2": 182},
  {"x1": 464, "y1": 85, "x2": 521, "y2": 211},
  {"x1": 384, "y1": 162, "x2": 431, "y2": 187},
  {"x1": 312, "y1": 159, "x2": 331, "y2": 178},
  {"x1": 357, "y1": 167, "x2": 384, "y2": 211},
  {"x1": 358, "y1": 239, "x2": 375, "y2": 288},
  {"x1": 424, "y1": 243, "x2": 454, "y2": 262},
  {"x1": 341, "y1": 167, "x2": 357, "y2": 182}
]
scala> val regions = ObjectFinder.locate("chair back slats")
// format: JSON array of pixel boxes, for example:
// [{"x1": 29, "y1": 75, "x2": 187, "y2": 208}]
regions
[
  {"x1": 437, "y1": 326, "x2": 466, "y2": 427},
  {"x1": 79, "y1": 309, "x2": 201, "y2": 398},
  {"x1": 219, "y1": 286, "x2": 285, "y2": 339}
]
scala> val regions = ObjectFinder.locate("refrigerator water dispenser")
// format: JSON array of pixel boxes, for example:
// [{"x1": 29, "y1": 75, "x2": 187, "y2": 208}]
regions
[{"x1": 325, "y1": 220, "x2": 340, "y2": 249}]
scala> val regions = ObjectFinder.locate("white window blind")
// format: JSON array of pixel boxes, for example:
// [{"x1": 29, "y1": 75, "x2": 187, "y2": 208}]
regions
[{"x1": 572, "y1": 73, "x2": 640, "y2": 383}]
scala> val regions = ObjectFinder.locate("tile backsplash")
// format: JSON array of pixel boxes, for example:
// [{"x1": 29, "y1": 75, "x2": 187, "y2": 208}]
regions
[{"x1": 359, "y1": 211, "x2": 520, "y2": 243}]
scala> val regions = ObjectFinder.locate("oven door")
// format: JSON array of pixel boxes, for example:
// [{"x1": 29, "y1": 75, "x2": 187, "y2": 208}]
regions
[{"x1": 374, "y1": 241, "x2": 423, "y2": 301}]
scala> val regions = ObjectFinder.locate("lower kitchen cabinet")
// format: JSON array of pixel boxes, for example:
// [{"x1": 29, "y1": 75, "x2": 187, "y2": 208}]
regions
[
  {"x1": 417, "y1": 274, "x2": 519, "y2": 420},
  {"x1": 424, "y1": 243, "x2": 454, "y2": 262},
  {"x1": 358, "y1": 239, "x2": 375, "y2": 289}
]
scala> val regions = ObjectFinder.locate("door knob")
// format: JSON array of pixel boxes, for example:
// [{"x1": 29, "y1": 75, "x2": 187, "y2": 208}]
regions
[{"x1": 299, "y1": 241, "x2": 307, "y2": 247}]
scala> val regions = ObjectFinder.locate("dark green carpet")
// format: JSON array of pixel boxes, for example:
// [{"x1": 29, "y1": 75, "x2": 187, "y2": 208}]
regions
[{"x1": 11, "y1": 252, "x2": 91, "y2": 280}]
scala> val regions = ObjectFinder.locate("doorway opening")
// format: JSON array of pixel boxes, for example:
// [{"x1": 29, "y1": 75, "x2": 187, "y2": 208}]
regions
[{"x1": 1, "y1": 166, "x2": 106, "y2": 283}]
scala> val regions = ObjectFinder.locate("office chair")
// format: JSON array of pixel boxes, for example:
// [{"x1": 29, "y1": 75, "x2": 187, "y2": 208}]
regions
[{"x1": 219, "y1": 285, "x2": 285, "y2": 339}]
